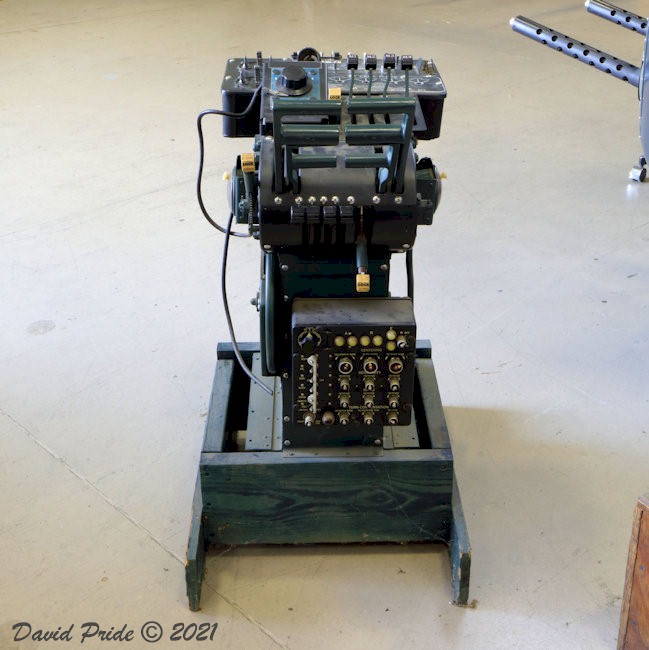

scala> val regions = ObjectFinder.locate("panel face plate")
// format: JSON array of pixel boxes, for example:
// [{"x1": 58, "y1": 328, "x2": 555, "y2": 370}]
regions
[{"x1": 286, "y1": 297, "x2": 416, "y2": 447}]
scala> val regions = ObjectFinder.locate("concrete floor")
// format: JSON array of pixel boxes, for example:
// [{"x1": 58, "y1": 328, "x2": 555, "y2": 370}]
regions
[{"x1": 1, "y1": 0, "x2": 648, "y2": 648}]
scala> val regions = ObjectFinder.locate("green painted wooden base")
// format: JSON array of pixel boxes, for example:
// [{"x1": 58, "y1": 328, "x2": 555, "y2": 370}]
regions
[{"x1": 186, "y1": 342, "x2": 470, "y2": 610}]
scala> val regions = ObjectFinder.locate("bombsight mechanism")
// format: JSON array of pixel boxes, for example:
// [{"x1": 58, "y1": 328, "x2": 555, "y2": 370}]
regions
[{"x1": 198, "y1": 48, "x2": 446, "y2": 448}]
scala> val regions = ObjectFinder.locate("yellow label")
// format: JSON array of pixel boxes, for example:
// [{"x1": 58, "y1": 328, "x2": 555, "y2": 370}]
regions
[
  {"x1": 328, "y1": 87, "x2": 342, "y2": 101},
  {"x1": 356, "y1": 273, "x2": 370, "y2": 293},
  {"x1": 241, "y1": 153, "x2": 255, "y2": 173}
]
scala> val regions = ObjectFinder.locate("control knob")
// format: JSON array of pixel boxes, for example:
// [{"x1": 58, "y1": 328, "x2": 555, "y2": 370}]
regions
[{"x1": 276, "y1": 64, "x2": 312, "y2": 96}]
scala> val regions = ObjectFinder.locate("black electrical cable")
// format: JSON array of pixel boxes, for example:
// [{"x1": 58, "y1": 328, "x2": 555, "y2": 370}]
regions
[
  {"x1": 196, "y1": 83, "x2": 264, "y2": 237},
  {"x1": 221, "y1": 210, "x2": 273, "y2": 396},
  {"x1": 406, "y1": 249, "x2": 414, "y2": 300}
]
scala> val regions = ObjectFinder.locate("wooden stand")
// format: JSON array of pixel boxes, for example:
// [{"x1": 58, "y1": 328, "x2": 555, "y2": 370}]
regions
[
  {"x1": 185, "y1": 342, "x2": 471, "y2": 611},
  {"x1": 619, "y1": 493, "x2": 649, "y2": 650}
]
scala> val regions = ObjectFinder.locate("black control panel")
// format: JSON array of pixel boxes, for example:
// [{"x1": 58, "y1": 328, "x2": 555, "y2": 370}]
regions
[
  {"x1": 285, "y1": 297, "x2": 416, "y2": 447},
  {"x1": 221, "y1": 50, "x2": 446, "y2": 140}
]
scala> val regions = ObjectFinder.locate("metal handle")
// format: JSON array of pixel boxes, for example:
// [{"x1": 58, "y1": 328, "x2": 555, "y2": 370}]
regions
[
  {"x1": 585, "y1": 0, "x2": 647, "y2": 36},
  {"x1": 510, "y1": 15, "x2": 640, "y2": 87}
]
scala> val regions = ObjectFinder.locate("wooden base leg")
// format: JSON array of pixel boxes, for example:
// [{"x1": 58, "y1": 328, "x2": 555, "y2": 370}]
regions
[
  {"x1": 185, "y1": 474, "x2": 205, "y2": 611},
  {"x1": 449, "y1": 474, "x2": 471, "y2": 606}
]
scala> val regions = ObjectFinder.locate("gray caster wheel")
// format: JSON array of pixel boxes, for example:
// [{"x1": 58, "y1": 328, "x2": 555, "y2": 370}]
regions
[{"x1": 629, "y1": 157, "x2": 647, "y2": 182}]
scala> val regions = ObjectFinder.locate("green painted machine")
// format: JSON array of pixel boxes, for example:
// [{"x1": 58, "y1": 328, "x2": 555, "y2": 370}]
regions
[{"x1": 186, "y1": 48, "x2": 470, "y2": 610}]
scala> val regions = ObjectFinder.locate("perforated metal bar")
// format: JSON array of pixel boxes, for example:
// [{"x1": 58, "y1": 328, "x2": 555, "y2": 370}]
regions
[{"x1": 511, "y1": 15, "x2": 640, "y2": 87}]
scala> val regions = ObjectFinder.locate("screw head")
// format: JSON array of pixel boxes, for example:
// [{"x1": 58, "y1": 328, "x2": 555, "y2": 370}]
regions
[
  {"x1": 402, "y1": 243, "x2": 410, "y2": 249},
  {"x1": 374, "y1": 438, "x2": 382, "y2": 446},
  {"x1": 331, "y1": 195, "x2": 339, "y2": 204},
  {"x1": 281, "y1": 264, "x2": 289, "y2": 271},
  {"x1": 283, "y1": 439, "x2": 291, "y2": 447},
  {"x1": 320, "y1": 196, "x2": 328, "y2": 204},
  {"x1": 274, "y1": 196, "x2": 283, "y2": 205},
  {"x1": 308, "y1": 196, "x2": 317, "y2": 205},
  {"x1": 379, "y1": 263, "x2": 388, "y2": 271},
  {"x1": 347, "y1": 196, "x2": 355, "y2": 204},
  {"x1": 394, "y1": 196, "x2": 403, "y2": 204},
  {"x1": 283, "y1": 415, "x2": 290, "y2": 422},
  {"x1": 295, "y1": 196, "x2": 303, "y2": 205},
  {"x1": 372, "y1": 195, "x2": 380, "y2": 204},
  {"x1": 282, "y1": 372, "x2": 289, "y2": 379},
  {"x1": 263, "y1": 244, "x2": 271, "y2": 250}
]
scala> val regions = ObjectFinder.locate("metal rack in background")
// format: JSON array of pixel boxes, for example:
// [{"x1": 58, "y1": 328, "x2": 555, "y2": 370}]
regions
[{"x1": 511, "y1": 0, "x2": 649, "y2": 181}]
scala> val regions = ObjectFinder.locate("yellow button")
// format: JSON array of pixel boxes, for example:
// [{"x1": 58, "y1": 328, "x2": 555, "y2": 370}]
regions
[
  {"x1": 372, "y1": 335, "x2": 383, "y2": 346},
  {"x1": 386, "y1": 341, "x2": 397, "y2": 351},
  {"x1": 334, "y1": 336, "x2": 345, "y2": 347},
  {"x1": 386, "y1": 329, "x2": 397, "y2": 341},
  {"x1": 347, "y1": 335, "x2": 358, "y2": 348},
  {"x1": 360, "y1": 335, "x2": 371, "y2": 347}
]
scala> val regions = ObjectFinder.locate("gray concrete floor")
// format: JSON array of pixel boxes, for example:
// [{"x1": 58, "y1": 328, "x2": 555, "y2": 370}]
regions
[{"x1": 1, "y1": 1, "x2": 648, "y2": 648}]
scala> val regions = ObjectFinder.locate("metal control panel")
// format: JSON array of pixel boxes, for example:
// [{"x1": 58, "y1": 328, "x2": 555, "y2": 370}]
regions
[
  {"x1": 285, "y1": 297, "x2": 416, "y2": 447},
  {"x1": 221, "y1": 50, "x2": 446, "y2": 139}
]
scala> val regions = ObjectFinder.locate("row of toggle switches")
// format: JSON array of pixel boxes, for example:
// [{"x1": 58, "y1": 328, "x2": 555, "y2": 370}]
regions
[
  {"x1": 290, "y1": 204, "x2": 356, "y2": 225},
  {"x1": 346, "y1": 53, "x2": 413, "y2": 71}
]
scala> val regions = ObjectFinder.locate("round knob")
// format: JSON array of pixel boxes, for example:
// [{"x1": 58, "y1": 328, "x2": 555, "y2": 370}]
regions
[
  {"x1": 322, "y1": 411, "x2": 335, "y2": 426},
  {"x1": 277, "y1": 65, "x2": 312, "y2": 96},
  {"x1": 298, "y1": 329, "x2": 320, "y2": 355}
]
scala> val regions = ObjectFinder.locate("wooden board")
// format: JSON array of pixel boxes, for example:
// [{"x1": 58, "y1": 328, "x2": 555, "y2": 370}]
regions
[
  {"x1": 619, "y1": 493, "x2": 649, "y2": 650},
  {"x1": 200, "y1": 448, "x2": 453, "y2": 546},
  {"x1": 202, "y1": 359, "x2": 234, "y2": 453}
]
